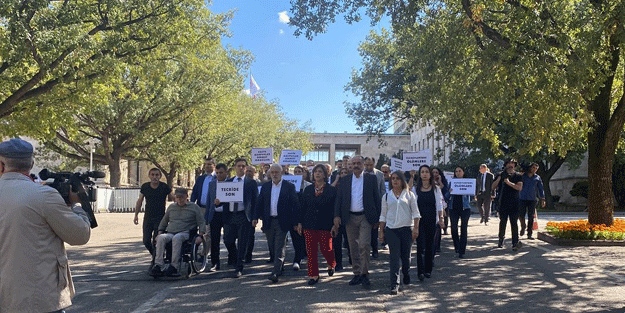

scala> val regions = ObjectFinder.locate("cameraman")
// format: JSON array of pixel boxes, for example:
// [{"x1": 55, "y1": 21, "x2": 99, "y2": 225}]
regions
[{"x1": 0, "y1": 138, "x2": 91, "y2": 313}]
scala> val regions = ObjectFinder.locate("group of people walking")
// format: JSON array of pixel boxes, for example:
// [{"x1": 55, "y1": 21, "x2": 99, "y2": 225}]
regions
[{"x1": 135, "y1": 154, "x2": 546, "y2": 295}]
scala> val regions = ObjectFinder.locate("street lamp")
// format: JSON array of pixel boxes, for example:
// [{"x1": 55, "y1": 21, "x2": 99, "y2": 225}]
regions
[{"x1": 86, "y1": 141, "x2": 96, "y2": 172}]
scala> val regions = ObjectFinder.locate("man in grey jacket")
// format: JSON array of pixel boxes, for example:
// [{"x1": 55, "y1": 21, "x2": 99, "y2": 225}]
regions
[
  {"x1": 0, "y1": 138, "x2": 91, "y2": 313},
  {"x1": 152, "y1": 187, "x2": 205, "y2": 277}
]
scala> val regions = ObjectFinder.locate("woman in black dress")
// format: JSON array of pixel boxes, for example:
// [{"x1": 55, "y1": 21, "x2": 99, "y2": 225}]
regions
[{"x1": 415, "y1": 165, "x2": 445, "y2": 281}]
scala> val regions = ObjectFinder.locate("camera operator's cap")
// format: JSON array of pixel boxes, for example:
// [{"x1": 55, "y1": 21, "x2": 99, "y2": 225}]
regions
[
  {"x1": 0, "y1": 138, "x2": 33, "y2": 158},
  {"x1": 174, "y1": 187, "x2": 188, "y2": 196}
]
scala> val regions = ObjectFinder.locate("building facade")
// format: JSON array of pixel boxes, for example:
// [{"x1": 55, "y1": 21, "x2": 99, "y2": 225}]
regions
[{"x1": 305, "y1": 132, "x2": 411, "y2": 167}]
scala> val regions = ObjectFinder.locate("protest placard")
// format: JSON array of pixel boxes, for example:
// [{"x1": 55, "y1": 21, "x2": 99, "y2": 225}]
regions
[
  {"x1": 251, "y1": 148, "x2": 273, "y2": 165},
  {"x1": 449, "y1": 178, "x2": 476, "y2": 195},
  {"x1": 390, "y1": 157, "x2": 403, "y2": 172},
  {"x1": 216, "y1": 181, "x2": 244, "y2": 202},
  {"x1": 282, "y1": 175, "x2": 303, "y2": 192},
  {"x1": 402, "y1": 150, "x2": 432, "y2": 171},
  {"x1": 279, "y1": 150, "x2": 303, "y2": 165}
]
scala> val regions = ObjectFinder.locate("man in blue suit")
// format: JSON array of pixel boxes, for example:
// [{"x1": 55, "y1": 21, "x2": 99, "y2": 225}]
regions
[
  {"x1": 215, "y1": 158, "x2": 258, "y2": 278},
  {"x1": 253, "y1": 164, "x2": 301, "y2": 283}
]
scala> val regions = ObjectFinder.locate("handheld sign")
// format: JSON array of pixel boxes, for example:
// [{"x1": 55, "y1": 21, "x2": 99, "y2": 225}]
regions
[
  {"x1": 390, "y1": 157, "x2": 403, "y2": 172},
  {"x1": 216, "y1": 181, "x2": 244, "y2": 202},
  {"x1": 251, "y1": 148, "x2": 273, "y2": 165},
  {"x1": 449, "y1": 178, "x2": 476, "y2": 195},
  {"x1": 403, "y1": 150, "x2": 432, "y2": 171},
  {"x1": 279, "y1": 150, "x2": 303, "y2": 165},
  {"x1": 282, "y1": 175, "x2": 303, "y2": 192}
]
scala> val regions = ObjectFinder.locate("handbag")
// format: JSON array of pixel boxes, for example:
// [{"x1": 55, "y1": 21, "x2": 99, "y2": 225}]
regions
[{"x1": 532, "y1": 211, "x2": 538, "y2": 230}]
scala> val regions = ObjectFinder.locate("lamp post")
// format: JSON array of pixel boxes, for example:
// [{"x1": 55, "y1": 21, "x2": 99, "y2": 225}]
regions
[{"x1": 87, "y1": 141, "x2": 96, "y2": 172}]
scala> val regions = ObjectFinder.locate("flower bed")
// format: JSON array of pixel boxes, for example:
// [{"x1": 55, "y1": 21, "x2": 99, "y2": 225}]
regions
[{"x1": 545, "y1": 219, "x2": 625, "y2": 240}]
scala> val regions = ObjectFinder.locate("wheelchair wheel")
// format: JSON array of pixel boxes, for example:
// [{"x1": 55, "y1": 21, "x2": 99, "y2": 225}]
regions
[{"x1": 191, "y1": 237, "x2": 208, "y2": 273}]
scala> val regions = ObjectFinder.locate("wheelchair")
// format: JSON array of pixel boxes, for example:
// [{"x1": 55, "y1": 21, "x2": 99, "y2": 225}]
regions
[{"x1": 150, "y1": 228, "x2": 208, "y2": 279}]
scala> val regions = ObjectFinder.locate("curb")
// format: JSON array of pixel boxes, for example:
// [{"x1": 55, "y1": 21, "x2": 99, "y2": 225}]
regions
[{"x1": 537, "y1": 231, "x2": 625, "y2": 246}]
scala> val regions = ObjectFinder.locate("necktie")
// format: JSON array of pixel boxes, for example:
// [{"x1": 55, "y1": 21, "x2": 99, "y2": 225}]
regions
[{"x1": 234, "y1": 177, "x2": 240, "y2": 212}]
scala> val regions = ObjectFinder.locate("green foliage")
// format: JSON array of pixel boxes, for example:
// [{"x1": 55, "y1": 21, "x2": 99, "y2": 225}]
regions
[
  {"x1": 0, "y1": 0, "x2": 210, "y2": 122},
  {"x1": 570, "y1": 181, "x2": 589, "y2": 199}
]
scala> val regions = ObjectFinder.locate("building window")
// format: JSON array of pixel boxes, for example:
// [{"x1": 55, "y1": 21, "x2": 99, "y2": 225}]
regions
[
  {"x1": 418, "y1": 142, "x2": 421, "y2": 151},
  {"x1": 335, "y1": 149, "x2": 357, "y2": 161},
  {"x1": 303, "y1": 149, "x2": 329, "y2": 163}
]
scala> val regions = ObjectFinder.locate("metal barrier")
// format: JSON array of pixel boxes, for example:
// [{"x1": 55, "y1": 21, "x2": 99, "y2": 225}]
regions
[{"x1": 95, "y1": 187, "x2": 144, "y2": 213}]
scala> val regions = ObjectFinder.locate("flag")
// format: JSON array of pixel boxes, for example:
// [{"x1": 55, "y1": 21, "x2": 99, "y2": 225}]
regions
[{"x1": 250, "y1": 74, "x2": 260, "y2": 98}]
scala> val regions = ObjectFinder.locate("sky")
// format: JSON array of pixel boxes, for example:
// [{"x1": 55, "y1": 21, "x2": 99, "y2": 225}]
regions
[{"x1": 208, "y1": 1, "x2": 389, "y2": 134}]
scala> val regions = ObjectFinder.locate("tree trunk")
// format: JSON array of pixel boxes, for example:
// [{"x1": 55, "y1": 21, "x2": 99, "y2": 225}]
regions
[
  {"x1": 587, "y1": 138, "x2": 615, "y2": 226},
  {"x1": 109, "y1": 158, "x2": 122, "y2": 187},
  {"x1": 537, "y1": 156, "x2": 565, "y2": 210},
  {"x1": 165, "y1": 170, "x2": 176, "y2": 188}
]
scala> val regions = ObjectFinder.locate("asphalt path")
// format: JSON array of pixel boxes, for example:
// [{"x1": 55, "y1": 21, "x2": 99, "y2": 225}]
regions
[{"x1": 64, "y1": 213, "x2": 625, "y2": 313}]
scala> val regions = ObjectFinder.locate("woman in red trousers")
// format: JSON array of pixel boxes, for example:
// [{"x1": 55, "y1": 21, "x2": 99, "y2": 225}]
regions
[{"x1": 299, "y1": 164, "x2": 337, "y2": 285}]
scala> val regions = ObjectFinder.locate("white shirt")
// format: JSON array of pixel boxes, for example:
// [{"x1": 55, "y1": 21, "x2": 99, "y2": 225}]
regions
[
  {"x1": 270, "y1": 179, "x2": 282, "y2": 217},
  {"x1": 231, "y1": 176, "x2": 245, "y2": 212},
  {"x1": 481, "y1": 173, "x2": 486, "y2": 192},
  {"x1": 380, "y1": 189, "x2": 421, "y2": 229},
  {"x1": 350, "y1": 173, "x2": 364, "y2": 212}
]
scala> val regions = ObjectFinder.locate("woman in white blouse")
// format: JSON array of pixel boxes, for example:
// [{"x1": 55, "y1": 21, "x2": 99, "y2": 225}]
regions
[{"x1": 379, "y1": 171, "x2": 421, "y2": 295}]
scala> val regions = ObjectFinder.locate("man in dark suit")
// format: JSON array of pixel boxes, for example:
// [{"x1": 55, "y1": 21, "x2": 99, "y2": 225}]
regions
[
  {"x1": 204, "y1": 163, "x2": 236, "y2": 271},
  {"x1": 332, "y1": 155, "x2": 381, "y2": 289},
  {"x1": 191, "y1": 158, "x2": 216, "y2": 244},
  {"x1": 475, "y1": 164, "x2": 495, "y2": 225},
  {"x1": 216, "y1": 158, "x2": 258, "y2": 278},
  {"x1": 253, "y1": 164, "x2": 301, "y2": 283}
]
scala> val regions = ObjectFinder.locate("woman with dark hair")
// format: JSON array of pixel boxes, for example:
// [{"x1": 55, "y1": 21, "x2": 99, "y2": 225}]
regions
[
  {"x1": 379, "y1": 171, "x2": 421, "y2": 295},
  {"x1": 299, "y1": 164, "x2": 337, "y2": 285},
  {"x1": 414, "y1": 165, "x2": 445, "y2": 281},
  {"x1": 447, "y1": 166, "x2": 472, "y2": 258}
]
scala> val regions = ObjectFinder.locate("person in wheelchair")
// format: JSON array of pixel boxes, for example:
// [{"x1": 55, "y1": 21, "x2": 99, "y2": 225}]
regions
[{"x1": 151, "y1": 187, "x2": 205, "y2": 277}]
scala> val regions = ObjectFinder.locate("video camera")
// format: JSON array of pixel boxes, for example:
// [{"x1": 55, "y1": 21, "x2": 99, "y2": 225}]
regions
[{"x1": 38, "y1": 169, "x2": 105, "y2": 228}]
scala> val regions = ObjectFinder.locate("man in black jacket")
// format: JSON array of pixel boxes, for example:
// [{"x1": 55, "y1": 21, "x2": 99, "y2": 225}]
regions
[{"x1": 331, "y1": 155, "x2": 381, "y2": 289}]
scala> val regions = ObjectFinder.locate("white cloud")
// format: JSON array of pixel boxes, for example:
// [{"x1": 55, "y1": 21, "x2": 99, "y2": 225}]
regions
[
  {"x1": 243, "y1": 89, "x2": 250, "y2": 95},
  {"x1": 278, "y1": 11, "x2": 290, "y2": 24},
  {"x1": 279, "y1": 29, "x2": 284, "y2": 35}
]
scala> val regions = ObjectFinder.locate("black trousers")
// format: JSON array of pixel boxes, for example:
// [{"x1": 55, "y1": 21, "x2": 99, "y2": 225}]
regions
[
  {"x1": 416, "y1": 220, "x2": 436, "y2": 275},
  {"x1": 449, "y1": 208, "x2": 470, "y2": 254},
  {"x1": 371, "y1": 228, "x2": 379, "y2": 255},
  {"x1": 498, "y1": 200, "x2": 520, "y2": 246},
  {"x1": 289, "y1": 229, "x2": 306, "y2": 264},
  {"x1": 246, "y1": 225, "x2": 255, "y2": 262},
  {"x1": 210, "y1": 212, "x2": 237, "y2": 266},
  {"x1": 386, "y1": 227, "x2": 412, "y2": 287},
  {"x1": 142, "y1": 219, "x2": 160, "y2": 256},
  {"x1": 223, "y1": 211, "x2": 252, "y2": 271},
  {"x1": 333, "y1": 224, "x2": 350, "y2": 268},
  {"x1": 519, "y1": 200, "x2": 537, "y2": 237}
]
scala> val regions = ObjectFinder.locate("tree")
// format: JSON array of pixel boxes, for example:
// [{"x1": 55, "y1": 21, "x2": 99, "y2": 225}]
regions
[
  {"x1": 290, "y1": 0, "x2": 625, "y2": 225},
  {"x1": 9, "y1": 6, "x2": 246, "y2": 187},
  {"x1": 140, "y1": 92, "x2": 314, "y2": 187},
  {"x1": 0, "y1": 0, "x2": 209, "y2": 121}
]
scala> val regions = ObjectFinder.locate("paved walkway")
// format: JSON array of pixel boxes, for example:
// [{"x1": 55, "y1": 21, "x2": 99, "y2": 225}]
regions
[{"x1": 65, "y1": 213, "x2": 625, "y2": 312}]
